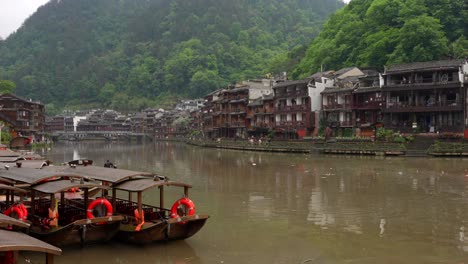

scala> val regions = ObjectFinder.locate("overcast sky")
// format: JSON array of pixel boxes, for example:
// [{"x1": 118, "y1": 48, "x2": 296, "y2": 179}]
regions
[
  {"x1": 0, "y1": 0, "x2": 350, "y2": 40},
  {"x1": 0, "y1": 0, "x2": 50, "y2": 39}
]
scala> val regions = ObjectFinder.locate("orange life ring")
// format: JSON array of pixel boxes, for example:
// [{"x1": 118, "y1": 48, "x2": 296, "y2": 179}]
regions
[
  {"x1": 4, "y1": 205, "x2": 25, "y2": 221},
  {"x1": 134, "y1": 209, "x2": 145, "y2": 231},
  {"x1": 170, "y1": 197, "x2": 195, "y2": 223},
  {"x1": 16, "y1": 203, "x2": 28, "y2": 221},
  {"x1": 67, "y1": 188, "x2": 79, "y2": 193},
  {"x1": 87, "y1": 198, "x2": 113, "y2": 219}
]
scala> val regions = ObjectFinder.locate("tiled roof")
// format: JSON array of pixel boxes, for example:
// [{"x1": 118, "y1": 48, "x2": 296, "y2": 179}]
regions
[
  {"x1": 333, "y1": 67, "x2": 356, "y2": 77},
  {"x1": 273, "y1": 78, "x2": 312, "y2": 89},
  {"x1": 309, "y1": 71, "x2": 335, "y2": 80},
  {"x1": 385, "y1": 59, "x2": 464, "y2": 74}
]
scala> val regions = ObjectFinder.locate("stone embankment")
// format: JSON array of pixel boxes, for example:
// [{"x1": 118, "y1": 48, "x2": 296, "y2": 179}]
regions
[
  {"x1": 176, "y1": 138, "x2": 407, "y2": 156},
  {"x1": 161, "y1": 136, "x2": 468, "y2": 157}
]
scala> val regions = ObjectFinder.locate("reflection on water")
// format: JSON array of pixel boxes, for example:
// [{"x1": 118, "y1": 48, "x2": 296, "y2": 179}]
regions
[{"x1": 38, "y1": 142, "x2": 468, "y2": 263}]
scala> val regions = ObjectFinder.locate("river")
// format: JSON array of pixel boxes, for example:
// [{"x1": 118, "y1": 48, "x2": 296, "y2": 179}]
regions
[{"x1": 22, "y1": 141, "x2": 468, "y2": 263}]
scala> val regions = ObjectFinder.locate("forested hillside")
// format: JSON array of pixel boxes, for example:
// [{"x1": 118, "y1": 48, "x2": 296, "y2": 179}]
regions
[
  {"x1": 0, "y1": 0, "x2": 343, "y2": 112},
  {"x1": 292, "y1": 0, "x2": 467, "y2": 79}
]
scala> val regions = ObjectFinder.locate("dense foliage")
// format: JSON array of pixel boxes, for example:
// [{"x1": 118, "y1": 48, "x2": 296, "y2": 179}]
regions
[
  {"x1": 292, "y1": 0, "x2": 468, "y2": 78},
  {"x1": 0, "y1": 0, "x2": 343, "y2": 111}
]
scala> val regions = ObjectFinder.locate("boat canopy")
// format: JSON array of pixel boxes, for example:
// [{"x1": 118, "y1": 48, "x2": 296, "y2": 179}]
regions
[
  {"x1": 0, "y1": 149, "x2": 22, "y2": 158},
  {"x1": 0, "y1": 214, "x2": 30, "y2": 229},
  {"x1": 59, "y1": 165, "x2": 155, "y2": 184},
  {"x1": 0, "y1": 177, "x2": 15, "y2": 184},
  {"x1": 0, "y1": 183, "x2": 27, "y2": 193},
  {"x1": 31, "y1": 180, "x2": 109, "y2": 194},
  {"x1": 0, "y1": 166, "x2": 87, "y2": 184},
  {"x1": 0, "y1": 229, "x2": 61, "y2": 255},
  {"x1": 16, "y1": 160, "x2": 51, "y2": 169},
  {"x1": 114, "y1": 178, "x2": 192, "y2": 192}
]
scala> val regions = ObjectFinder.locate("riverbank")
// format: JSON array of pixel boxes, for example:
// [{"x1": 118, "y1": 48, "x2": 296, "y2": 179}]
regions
[
  {"x1": 163, "y1": 136, "x2": 468, "y2": 157},
  {"x1": 177, "y1": 138, "x2": 408, "y2": 156}
]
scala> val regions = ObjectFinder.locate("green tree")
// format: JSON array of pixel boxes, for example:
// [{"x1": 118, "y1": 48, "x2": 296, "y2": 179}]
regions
[
  {"x1": 389, "y1": 15, "x2": 449, "y2": 63},
  {"x1": 189, "y1": 70, "x2": 224, "y2": 97},
  {"x1": 0, "y1": 80, "x2": 16, "y2": 93},
  {"x1": 450, "y1": 35, "x2": 468, "y2": 58},
  {"x1": 98, "y1": 82, "x2": 117, "y2": 106}
]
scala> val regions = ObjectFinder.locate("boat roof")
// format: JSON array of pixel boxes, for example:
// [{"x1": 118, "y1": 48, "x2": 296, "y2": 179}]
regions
[
  {"x1": 0, "y1": 214, "x2": 30, "y2": 228},
  {"x1": 0, "y1": 166, "x2": 86, "y2": 184},
  {"x1": 31, "y1": 180, "x2": 109, "y2": 194},
  {"x1": 17, "y1": 160, "x2": 50, "y2": 169},
  {"x1": 0, "y1": 149, "x2": 21, "y2": 158},
  {"x1": 0, "y1": 156, "x2": 22, "y2": 162},
  {"x1": 0, "y1": 229, "x2": 61, "y2": 255},
  {"x1": 58, "y1": 165, "x2": 155, "y2": 184},
  {"x1": 0, "y1": 177, "x2": 16, "y2": 185},
  {"x1": 114, "y1": 178, "x2": 192, "y2": 192},
  {"x1": 0, "y1": 183, "x2": 27, "y2": 193}
]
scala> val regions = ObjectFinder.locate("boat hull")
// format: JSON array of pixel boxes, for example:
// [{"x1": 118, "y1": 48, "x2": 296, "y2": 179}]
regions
[
  {"x1": 115, "y1": 214, "x2": 209, "y2": 244},
  {"x1": 29, "y1": 216, "x2": 123, "y2": 247}
]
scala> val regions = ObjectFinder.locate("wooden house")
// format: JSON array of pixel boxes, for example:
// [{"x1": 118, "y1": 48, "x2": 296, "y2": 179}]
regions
[
  {"x1": 201, "y1": 90, "x2": 219, "y2": 138},
  {"x1": 246, "y1": 94, "x2": 275, "y2": 137},
  {"x1": 220, "y1": 86, "x2": 249, "y2": 138},
  {"x1": 273, "y1": 79, "x2": 314, "y2": 139},
  {"x1": 352, "y1": 70, "x2": 385, "y2": 137},
  {"x1": 381, "y1": 59, "x2": 467, "y2": 133},
  {"x1": 321, "y1": 67, "x2": 366, "y2": 134},
  {"x1": 0, "y1": 93, "x2": 45, "y2": 140},
  {"x1": 45, "y1": 116, "x2": 65, "y2": 133},
  {"x1": 307, "y1": 71, "x2": 335, "y2": 135}
]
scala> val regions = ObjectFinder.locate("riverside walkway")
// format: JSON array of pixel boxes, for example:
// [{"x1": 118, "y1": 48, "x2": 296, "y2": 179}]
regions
[
  {"x1": 182, "y1": 138, "x2": 408, "y2": 156},
  {"x1": 175, "y1": 136, "x2": 468, "y2": 157}
]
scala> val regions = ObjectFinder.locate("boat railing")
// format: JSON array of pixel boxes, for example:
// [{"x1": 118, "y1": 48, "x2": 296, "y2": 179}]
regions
[
  {"x1": 59, "y1": 204, "x2": 86, "y2": 225},
  {"x1": 65, "y1": 198, "x2": 85, "y2": 208},
  {"x1": 31, "y1": 199, "x2": 87, "y2": 226},
  {"x1": 33, "y1": 198, "x2": 51, "y2": 217},
  {"x1": 113, "y1": 198, "x2": 170, "y2": 222}
]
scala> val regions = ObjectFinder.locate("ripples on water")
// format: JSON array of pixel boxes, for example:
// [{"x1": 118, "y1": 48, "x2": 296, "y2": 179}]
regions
[{"x1": 33, "y1": 142, "x2": 468, "y2": 264}]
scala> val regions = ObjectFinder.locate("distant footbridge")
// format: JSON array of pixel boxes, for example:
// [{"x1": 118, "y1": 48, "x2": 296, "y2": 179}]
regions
[{"x1": 51, "y1": 131, "x2": 153, "y2": 142}]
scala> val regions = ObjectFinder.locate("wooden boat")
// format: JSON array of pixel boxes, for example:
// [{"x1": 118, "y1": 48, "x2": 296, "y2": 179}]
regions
[
  {"x1": 0, "y1": 183, "x2": 28, "y2": 218},
  {"x1": 112, "y1": 177, "x2": 209, "y2": 244},
  {"x1": 56, "y1": 165, "x2": 209, "y2": 244},
  {"x1": 0, "y1": 149, "x2": 23, "y2": 163},
  {"x1": 0, "y1": 166, "x2": 124, "y2": 247},
  {"x1": 0, "y1": 214, "x2": 61, "y2": 264}
]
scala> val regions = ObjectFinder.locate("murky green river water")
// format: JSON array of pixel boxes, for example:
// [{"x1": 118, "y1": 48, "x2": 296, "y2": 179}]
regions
[{"x1": 21, "y1": 141, "x2": 468, "y2": 263}]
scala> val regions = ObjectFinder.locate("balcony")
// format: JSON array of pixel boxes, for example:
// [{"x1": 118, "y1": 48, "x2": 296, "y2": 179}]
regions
[
  {"x1": 323, "y1": 103, "x2": 351, "y2": 110},
  {"x1": 384, "y1": 80, "x2": 460, "y2": 91},
  {"x1": 275, "y1": 120, "x2": 310, "y2": 128},
  {"x1": 383, "y1": 100, "x2": 462, "y2": 113},
  {"x1": 275, "y1": 90, "x2": 308, "y2": 98},
  {"x1": 353, "y1": 102, "x2": 384, "y2": 110},
  {"x1": 275, "y1": 104, "x2": 309, "y2": 112}
]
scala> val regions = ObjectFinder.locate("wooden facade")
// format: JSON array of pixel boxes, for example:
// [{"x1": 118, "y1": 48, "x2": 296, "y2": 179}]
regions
[
  {"x1": 43, "y1": 60, "x2": 468, "y2": 140},
  {"x1": 273, "y1": 79, "x2": 314, "y2": 139},
  {"x1": 0, "y1": 93, "x2": 45, "y2": 139},
  {"x1": 45, "y1": 116, "x2": 65, "y2": 133},
  {"x1": 381, "y1": 59, "x2": 466, "y2": 133},
  {"x1": 352, "y1": 71, "x2": 385, "y2": 128},
  {"x1": 246, "y1": 94, "x2": 275, "y2": 137}
]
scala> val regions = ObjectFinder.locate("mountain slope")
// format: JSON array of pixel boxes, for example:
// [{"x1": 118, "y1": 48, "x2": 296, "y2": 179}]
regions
[
  {"x1": 292, "y1": 0, "x2": 467, "y2": 79},
  {"x1": 0, "y1": 0, "x2": 343, "y2": 111}
]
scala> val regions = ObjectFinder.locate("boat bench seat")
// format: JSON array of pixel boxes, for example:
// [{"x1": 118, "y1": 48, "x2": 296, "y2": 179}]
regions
[
  {"x1": 114, "y1": 202, "x2": 166, "y2": 221},
  {"x1": 59, "y1": 206, "x2": 85, "y2": 225}
]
